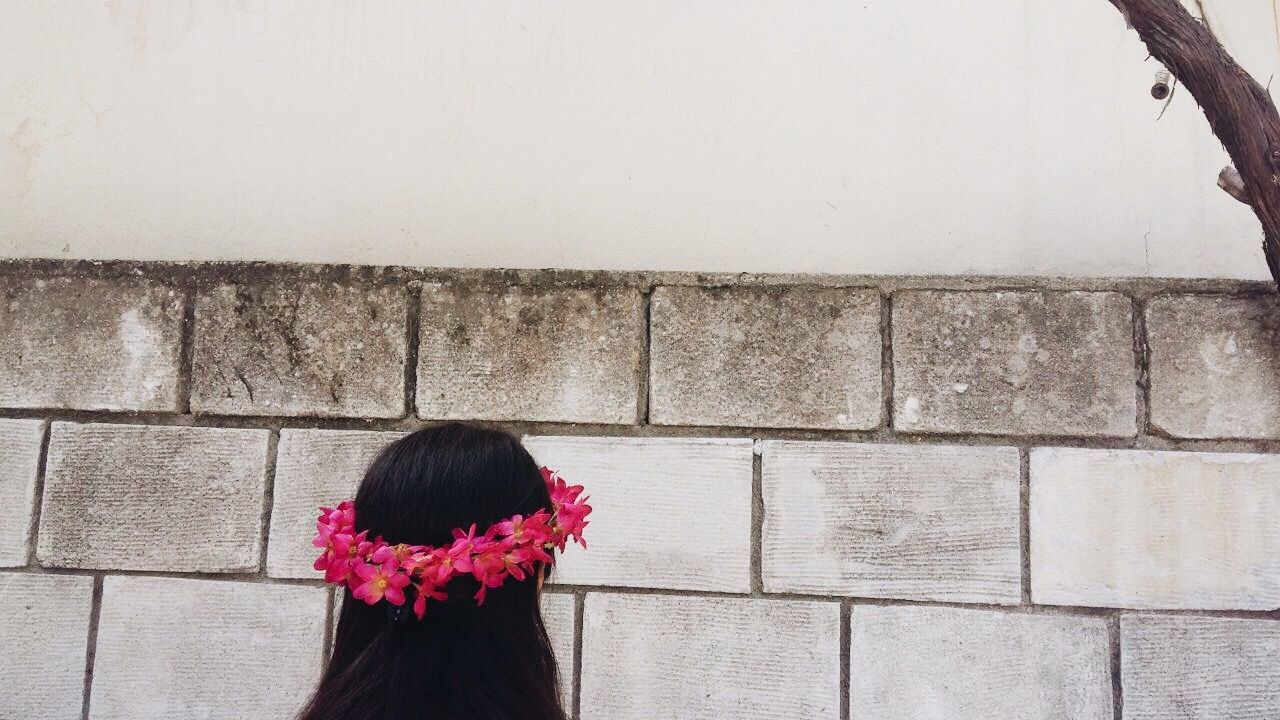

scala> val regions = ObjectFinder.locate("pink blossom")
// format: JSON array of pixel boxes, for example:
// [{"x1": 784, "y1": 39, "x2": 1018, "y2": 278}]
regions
[{"x1": 352, "y1": 557, "x2": 411, "y2": 606}]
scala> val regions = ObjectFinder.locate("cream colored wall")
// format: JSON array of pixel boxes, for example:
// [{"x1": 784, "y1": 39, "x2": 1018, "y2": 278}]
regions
[{"x1": 2, "y1": 0, "x2": 1278, "y2": 278}]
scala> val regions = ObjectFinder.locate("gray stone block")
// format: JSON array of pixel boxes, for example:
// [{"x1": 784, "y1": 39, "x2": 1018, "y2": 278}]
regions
[
  {"x1": 893, "y1": 290, "x2": 1136, "y2": 436},
  {"x1": 417, "y1": 284, "x2": 644, "y2": 424},
  {"x1": 580, "y1": 594, "x2": 840, "y2": 720},
  {"x1": 850, "y1": 605, "x2": 1112, "y2": 720},
  {"x1": 0, "y1": 572, "x2": 93, "y2": 720},
  {"x1": 1030, "y1": 447, "x2": 1280, "y2": 610},
  {"x1": 649, "y1": 286, "x2": 882, "y2": 429},
  {"x1": 266, "y1": 428, "x2": 405, "y2": 578},
  {"x1": 762, "y1": 440, "x2": 1021, "y2": 603},
  {"x1": 524, "y1": 436, "x2": 754, "y2": 592},
  {"x1": 38, "y1": 423, "x2": 270, "y2": 572},
  {"x1": 0, "y1": 276, "x2": 182, "y2": 411},
  {"x1": 542, "y1": 592, "x2": 576, "y2": 710},
  {"x1": 1147, "y1": 294, "x2": 1280, "y2": 439},
  {"x1": 90, "y1": 576, "x2": 327, "y2": 720},
  {"x1": 192, "y1": 279, "x2": 408, "y2": 417},
  {"x1": 1121, "y1": 614, "x2": 1280, "y2": 720},
  {"x1": 0, "y1": 419, "x2": 44, "y2": 567}
]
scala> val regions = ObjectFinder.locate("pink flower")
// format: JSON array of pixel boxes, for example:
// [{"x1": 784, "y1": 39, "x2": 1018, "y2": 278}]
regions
[{"x1": 352, "y1": 557, "x2": 411, "y2": 606}]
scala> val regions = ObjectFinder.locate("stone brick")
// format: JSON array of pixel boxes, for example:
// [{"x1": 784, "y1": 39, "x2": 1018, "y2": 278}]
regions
[
  {"x1": 0, "y1": 419, "x2": 44, "y2": 567},
  {"x1": 38, "y1": 423, "x2": 270, "y2": 572},
  {"x1": 1030, "y1": 447, "x2": 1280, "y2": 610},
  {"x1": 580, "y1": 593, "x2": 840, "y2": 720},
  {"x1": 191, "y1": 278, "x2": 408, "y2": 417},
  {"x1": 524, "y1": 436, "x2": 753, "y2": 592},
  {"x1": 90, "y1": 576, "x2": 327, "y2": 720},
  {"x1": 266, "y1": 428, "x2": 405, "y2": 578},
  {"x1": 762, "y1": 440, "x2": 1021, "y2": 603},
  {"x1": 1147, "y1": 294, "x2": 1280, "y2": 439},
  {"x1": 417, "y1": 284, "x2": 644, "y2": 424},
  {"x1": 850, "y1": 605, "x2": 1112, "y2": 720},
  {"x1": 542, "y1": 592, "x2": 577, "y2": 710},
  {"x1": 649, "y1": 286, "x2": 882, "y2": 429},
  {"x1": 1121, "y1": 614, "x2": 1280, "y2": 720},
  {"x1": 0, "y1": 573, "x2": 93, "y2": 720},
  {"x1": 892, "y1": 290, "x2": 1136, "y2": 437},
  {"x1": 0, "y1": 275, "x2": 182, "y2": 411}
]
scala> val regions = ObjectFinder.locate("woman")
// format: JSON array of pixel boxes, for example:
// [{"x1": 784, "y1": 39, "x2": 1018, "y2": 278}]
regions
[{"x1": 299, "y1": 422, "x2": 590, "y2": 720}]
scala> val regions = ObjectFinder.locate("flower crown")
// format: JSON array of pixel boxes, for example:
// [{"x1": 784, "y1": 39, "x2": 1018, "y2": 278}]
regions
[{"x1": 313, "y1": 466, "x2": 591, "y2": 619}]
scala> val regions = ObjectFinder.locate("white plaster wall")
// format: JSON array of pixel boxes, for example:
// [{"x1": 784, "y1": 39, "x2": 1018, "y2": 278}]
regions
[{"x1": 2, "y1": 0, "x2": 1278, "y2": 278}]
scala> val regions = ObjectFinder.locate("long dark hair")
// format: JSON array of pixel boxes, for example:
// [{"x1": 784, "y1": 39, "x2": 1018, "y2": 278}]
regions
[{"x1": 298, "y1": 422, "x2": 569, "y2": 720}]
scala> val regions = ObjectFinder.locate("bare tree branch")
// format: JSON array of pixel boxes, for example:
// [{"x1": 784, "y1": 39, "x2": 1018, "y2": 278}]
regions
[{"x1": 1108, "y1": 0, "x2": 1280, "y2": 285}]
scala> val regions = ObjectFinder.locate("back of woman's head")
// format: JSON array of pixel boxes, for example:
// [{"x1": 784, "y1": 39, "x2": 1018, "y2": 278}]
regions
[{"x1": 298, "y1": 422, "x2": 568, "y2": 720}]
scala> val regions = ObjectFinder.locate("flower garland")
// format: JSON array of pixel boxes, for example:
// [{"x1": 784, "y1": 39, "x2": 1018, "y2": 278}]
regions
[{"x1": 313, "y1": 466, "x2": 591, "y2": 619}]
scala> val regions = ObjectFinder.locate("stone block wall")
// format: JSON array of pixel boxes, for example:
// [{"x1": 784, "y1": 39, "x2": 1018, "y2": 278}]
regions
[{"x1": 0, "y1": 260, "x2": 1277, "y2": 720}]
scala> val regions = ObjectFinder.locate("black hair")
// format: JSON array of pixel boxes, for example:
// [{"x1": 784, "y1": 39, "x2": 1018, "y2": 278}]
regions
[{"x1": 298, "y1": 422, "x2": 569, "y2": 720}]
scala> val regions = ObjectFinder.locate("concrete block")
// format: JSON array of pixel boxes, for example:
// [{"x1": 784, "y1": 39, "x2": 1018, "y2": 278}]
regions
[
  {"x1": 0, "y1": 419, "x2": 44, "y2": 567},
  {"x1": 38, "y1": 423, "x2": 270, "y2": 572},
  {"x1": 762, "y1": 440, "x2": 1021, "y2": 603},
  {"x1": 850, "y1": 605, "x2": 1112, "y2": 720},
  {"x1": 266, "y1": 428, "x2": 405, "y2": 578},
  {"x1": 580, "y1": 593, "x2": 840, "y2": 720},
  {"x1": 524, "y1": 436, "x2": 753, "y2": 592},
  {"x1": 90, "y1": 576, "x2": 327, "y2": 720},
  {"x1": 191, "y1": 278, "x2": 408, "y2": 417},
  {"x1": 649, "y1": 285, "x2": 882, "y2": 429},
  {"x1": 0, "y1": 276, "x2": 182, "y2": 411},
  {"x1": 1031, "y1": 447, "x2": 1280, "y2": 609},
  {"x1": 542, "y1": 592, "x2": 577, "y2": 710},
  {"x1": 893, "y1": 290, "x2": 1136, "y2": 436},
  {"x1": 1121, "y1": 614, "x2": 1280, "y2": 720},
  {"x1": 417, "y1": 284, "x2": 644, "y2": 424},
  {"x1": 0, "y1": 572, "x2": 93, "y2": 720},
  {"x1": 1147, "y1": 294, "x2": 1280, "y2": 439}
]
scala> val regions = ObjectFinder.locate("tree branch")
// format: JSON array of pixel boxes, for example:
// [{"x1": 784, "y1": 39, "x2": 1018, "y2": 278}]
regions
[{"x1": 1108, "y1": 0, "x2": 1280, "y2": 285}]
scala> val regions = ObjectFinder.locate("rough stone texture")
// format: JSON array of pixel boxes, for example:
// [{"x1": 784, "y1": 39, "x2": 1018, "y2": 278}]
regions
[
  {"x1": 417, "y1": 284, "x2": 645, "y2": 424},
  {"x1": 0, "y1": 573, "x2": 93, "y2": 720},
  {"x1": 580, "y1": 593, "x2": 840, "y2": 720},
  {"x1": 0, "y1": 275, "x2": 182, "y2": 411},
  {"x1": 892, "y1": 290, "x2": 1136, "y2": 437},
  {"x1": 542, "y1": 592, "x2": 577, "y2": 710},
  {"x1": 649, "y1": 286, "x2": 882, "y2": 429},
  {"x1": 90, "y1": 576, "x2": 327, "y2": 720},
  {"x1": 191, "y1": 278, "x2": 408, "y2": 417},
  {"x1": 1121, "y1": 614, "x2": 1280, "y2": 720},
  {"x1": 524, "y1": 436, "x2": 753, "y2": 592},
  {"x1": 0, "y1": 419, "x2": 44, "y2": 567},
  {"x1": 266, "y1": 428, "x2": 405, "y2": 578},
  {"x1": 850, "y1": 605, "x2": 1112, "y2": 720},
  {"x1": 38, "y1": 423, "x2": 270, "y2": 572},
  {"x1": 1031, "y1": 447, "x2": 1280, "y2": 610},
  {"x1": 762, "y1": 440, "x2": 1021, "y2": 603},
  {"x1": 1147, "y1": 294, "x2": 1280, "y2": 439}
]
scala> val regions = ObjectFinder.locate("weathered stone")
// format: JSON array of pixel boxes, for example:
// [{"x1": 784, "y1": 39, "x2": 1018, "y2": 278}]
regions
[
  {"x1": 850, "y1": 605, "x2": 1112, "y2": 720},
  {"x1": 1147, "y1": 294, "x2": 1280, "y2": 439},
  {"x1": 524, "y1": 436, "x2": 753, "y2": 592},
  {"x1": 266, "y1": 428, "x2": 405, "y2": 578},
  {"x1": 38, "y1": 423, "x2": 269, "y2": 572},
  {"x1": 762, "y1": 440, "x2": 1021, "y2": 603},
  {"x1": 649, "y1": 286, "x2": 882, "y2": 429},
  {"x1": 580, "y1": 594, "x2": 840, "y2": 720},
  {"x1": 892, "y1": 290, "x2": 1136, "y2": 437},
  {"x1": 542, "y1": 592, "x2": 577, "y2": 710},
  {"x1": 0, "y1": 419, "x2": 43, "y2": 567},
  {"x1": 1121, "y1": 614, "x2": 1280, "y2": 720},
  {"x1": 417, "y1": 284, "x2": 644, "y2": 424},
  {"x1": 191, "y1": 278, "x2": 408, "y2": 417},
  {"x1": 0, "y1": 276, "x2": 182, "y2": 411},
  {"x1": 1030, "y1": 447, "x2": 1280, "y2": 610},
  {"x1": 90, "y1": 576, "x2": 327, "y2": 720},
  {"x1": 0, "y1": 573, "x2": 93, "y2": 720}
]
